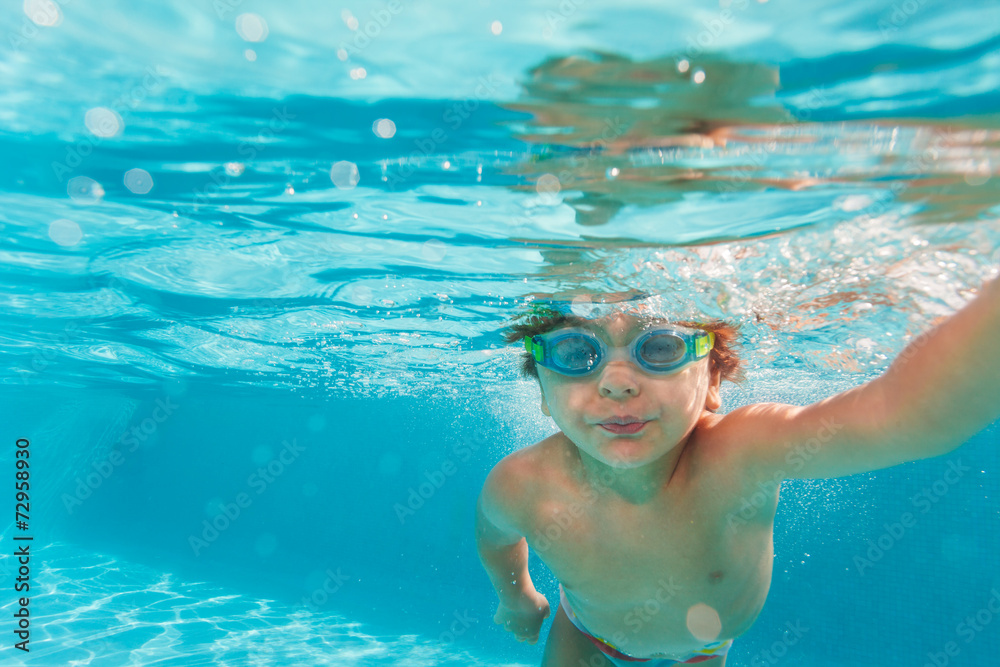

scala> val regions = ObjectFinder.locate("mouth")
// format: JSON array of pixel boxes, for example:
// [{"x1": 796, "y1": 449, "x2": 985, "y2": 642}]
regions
[{"x1": 598, "y1": 416, "x2": 649, "y2": 435}]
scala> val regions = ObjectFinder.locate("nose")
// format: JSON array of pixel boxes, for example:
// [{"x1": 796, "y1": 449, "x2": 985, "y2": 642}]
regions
[{"x1": 597, "y1": 361, "x2": 640, "y2": 398}]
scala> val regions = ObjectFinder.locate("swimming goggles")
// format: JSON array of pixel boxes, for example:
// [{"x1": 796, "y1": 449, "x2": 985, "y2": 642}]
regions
[{"x1": 524, "y1": 326, "x2": 714, "y2": 377}]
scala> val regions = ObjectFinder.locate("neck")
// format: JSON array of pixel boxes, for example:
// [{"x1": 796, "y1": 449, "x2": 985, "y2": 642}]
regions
[{"x1": 575, "y1": 438, "x2": 688, "y2": 504}]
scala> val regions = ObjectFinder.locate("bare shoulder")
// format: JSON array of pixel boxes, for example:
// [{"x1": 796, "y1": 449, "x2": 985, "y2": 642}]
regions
[
  {"x1": 687, "y1": 404, "x2": 799, "y2": 476},
  {"x1": 478, "y1": 433, "x2": 571, "y2": 538}
]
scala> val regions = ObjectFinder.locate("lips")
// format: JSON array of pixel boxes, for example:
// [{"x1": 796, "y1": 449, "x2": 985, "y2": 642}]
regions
[{"x1": 598, "y1": 416, "x2": 649, "y2": 434}]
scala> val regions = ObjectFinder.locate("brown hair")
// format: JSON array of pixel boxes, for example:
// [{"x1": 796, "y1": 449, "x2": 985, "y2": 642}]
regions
[{"x1": 501, "y1": 308, "x2": 744, "y2": 383}]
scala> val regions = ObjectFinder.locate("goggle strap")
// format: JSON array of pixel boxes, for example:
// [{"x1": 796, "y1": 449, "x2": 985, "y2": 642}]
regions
[
  {"x1": 525, "y1": 336, "x2": 545, "y2": 363},
  {"x1": 695, "y1": 331, "x2": 715, "y2": 358}
]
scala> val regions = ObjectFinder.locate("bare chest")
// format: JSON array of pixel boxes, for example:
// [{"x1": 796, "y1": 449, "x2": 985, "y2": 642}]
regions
[{"x1": 526, "y1": 473, "x2": 777, "y2": 647}]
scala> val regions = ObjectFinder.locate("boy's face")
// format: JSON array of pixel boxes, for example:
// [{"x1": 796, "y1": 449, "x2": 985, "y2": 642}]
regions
[{"x1": 535, "y1": 314, "x2": 721, "y2": 469}]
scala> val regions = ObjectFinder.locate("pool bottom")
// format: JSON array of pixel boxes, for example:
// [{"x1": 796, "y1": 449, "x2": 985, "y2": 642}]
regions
[{"x1": 2, "y1": 542, "x2": 526, "y2": 667}]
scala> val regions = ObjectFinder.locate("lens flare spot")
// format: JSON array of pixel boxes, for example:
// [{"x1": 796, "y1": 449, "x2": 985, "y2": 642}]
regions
[
  {"x1": 23, "y1": 0, "x2": 61, "y2": 27},
  {"x1": 85, "y1": 107, "x2": 123, "y2": 138},
  {"x1": 124, "y1": 168, "x2": 153, "y2": 194},
  {"x1": 373, "y1": 118, "x2": 396, "y2": 138},
  {"x1": 686, "y1": 603, "x2": 722, "y2": 642},
  {"x1": 421, "y1": 239, "x2": 447, "y2": 262},
  {"x1": 235, "y1": 13, "x2": 269, "y2": 42},
  {"x1": 48, "y1": 219, "x2": 82, "y2": 246},
  {"x1": 67, "y1": 176, "x2": 105, "y2": 204},
  {"x1": 330, "y1": 161, "x2": 360, "y2": 189}
]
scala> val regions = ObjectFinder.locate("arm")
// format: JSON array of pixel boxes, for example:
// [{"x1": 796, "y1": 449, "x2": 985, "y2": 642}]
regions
[
  {"x1": 740, "y1": 276, "x2": 1000, "y2": 480},
  {"x1": 475, "y1": 457, "x2": 550, "y2": 643}
]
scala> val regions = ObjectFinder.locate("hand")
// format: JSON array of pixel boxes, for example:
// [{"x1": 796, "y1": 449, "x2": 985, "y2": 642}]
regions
[{"x1": 493, "y1": 590, "x2": 550, "y2": 644}]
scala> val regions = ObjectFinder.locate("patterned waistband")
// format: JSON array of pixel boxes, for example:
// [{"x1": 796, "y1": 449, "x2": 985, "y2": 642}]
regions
[{"x1": 558, "y1": 585, "x2": 734, "y2": 663}]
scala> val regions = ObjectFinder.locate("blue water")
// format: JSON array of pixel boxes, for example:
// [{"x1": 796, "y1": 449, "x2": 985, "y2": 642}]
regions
[{"x1": 2, "y1": 0, "x2": 1000, "y2": 664}]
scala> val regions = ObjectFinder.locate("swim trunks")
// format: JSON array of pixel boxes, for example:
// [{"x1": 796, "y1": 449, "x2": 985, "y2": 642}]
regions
[{"x1": 559, "y1": 585, "x2": 733, "y2": 665}]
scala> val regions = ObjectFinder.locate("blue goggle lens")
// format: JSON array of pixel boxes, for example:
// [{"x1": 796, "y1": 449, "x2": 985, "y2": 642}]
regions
[
  {"x1": 637, "y1": 332, "x2": 686, "y2": 367},
  {"x1": 550, "y1": 336, "x2": 601, "y2": 373},
  {"x1": 529, "y1": 328, "x2": 709, "y2": 376}
]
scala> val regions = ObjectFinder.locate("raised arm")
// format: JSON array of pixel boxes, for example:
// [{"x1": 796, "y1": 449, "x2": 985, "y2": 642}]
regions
[{"x1": 737, "y1": 275, "x2": 1000, "y2": 480}]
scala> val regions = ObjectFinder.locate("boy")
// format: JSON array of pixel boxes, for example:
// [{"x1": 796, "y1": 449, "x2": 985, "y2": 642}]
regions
[{"x1": 475, "y1": 281, "x2": 999, "y2": 666}]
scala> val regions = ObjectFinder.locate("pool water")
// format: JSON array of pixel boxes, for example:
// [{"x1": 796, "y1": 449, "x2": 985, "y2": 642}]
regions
[{"x1": 1, "y1": 0, "x2": 999, "y2": 665}]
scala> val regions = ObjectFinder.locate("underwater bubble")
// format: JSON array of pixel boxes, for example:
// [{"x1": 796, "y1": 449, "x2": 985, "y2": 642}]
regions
[
  {"x1": 677, "y1": 59, "x2": 690, "y2": 73},
  {"x1": 235, "y1": 13, "x2": 269, "y2": 42},
  {"x1": 686, "y1": 603, "x2": 722, "y2": 641},
  {"x1": 491, "y1": 20, "x2": 503, "y2": 35},
  {"x1": 85, "y1": 107, "x2": 123, "y2": 138},
  {"x1": 244, "y1": 49, "x2": 257, "y2": 61},
  {"x1": 67, "y1": 176, "x2": 105, "y2": 204},
  {"x1": 606, "y1": 167, "x2": 620, "y2": 180},
  {"x1": 224, "y1": 162, "x2": 245, "y2": 177},
  {"x1": 373, "y1": 118, "x2": 396, "y2": 138},
  {"x1": 24, "y1": 0, "x2": 61, "y2": 26},
  {"x1": 350, "y1": 67, "x2": 367, "y2": 80},
  {"x1": 123, "y1": 168, "x2": 153, "y2": 194},
  {"x1": 254, "y1": 533, "x2": 278, "y2": 557},
  {"x1": 48, "y1": 219, "x2": 82, "y2": 246},
  {"x1": 692, "y1": 69, "x2": 706, "y2": 84},
  {"x1": 330, "y1": 161, "x2": 360, "y2": 189}
]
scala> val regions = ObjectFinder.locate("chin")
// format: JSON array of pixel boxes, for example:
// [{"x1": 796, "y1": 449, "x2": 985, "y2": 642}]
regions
[{"x1": 600, "y1": 443, "x2": 661, "y2": 468}]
